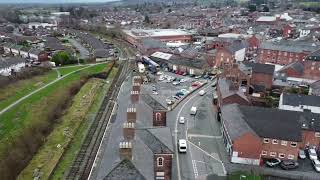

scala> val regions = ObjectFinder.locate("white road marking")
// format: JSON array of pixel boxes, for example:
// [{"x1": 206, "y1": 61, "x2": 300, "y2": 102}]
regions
[
  {"x1": 175, "y1": 84, "x2": 212, "y2": 180},
  {"x1": 188, "y1": 140, "x2": 227, "y2": 175},
  {"x1": 188, "y1": 134, "x2": 223, "y2": 139},
  {"x1": 192, "y1": 160, "x2": 199, "y2": 178}
]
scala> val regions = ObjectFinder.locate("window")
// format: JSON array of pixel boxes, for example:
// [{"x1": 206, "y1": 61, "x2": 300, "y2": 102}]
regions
[
  {"x1": 261, "y1": 150, "x2": 267, "y2": 156},
  {"x1": 272, "y1": 139, "x2": 278, "y2": 144},
  {"x1": 157, "y1": 157, "x2": 164, "y2": 167},
  {"x1": 288, "y1": 154, "x2": 294, "y2": 160},
  {"x1": 270, "y1": 152, "x2": 276, "y2": 157},
  {"x1": 263, "y1": 138, "x2": 270, "y2": 143},
  {"x1": 281, "y1": 141, "x2": 287, "y2": 146},
  {"x1": 155, "y1": 113, "x2": 161, "y2": 121},
  {"x1": 278, "y1": 153, "x2": 285, "y2": 159},
  {"x1": 284, "y1": 52, "x2": 288, "y2": 56},
  {"x1": 315, "y1": 132, "x2": 320, "y2": 137},
  {"x1": 290, "y1": 142, "x2": 297, "y2": 147},
  {"x1": 311, "y1": 67, "x2": 315, "y2": 70}
]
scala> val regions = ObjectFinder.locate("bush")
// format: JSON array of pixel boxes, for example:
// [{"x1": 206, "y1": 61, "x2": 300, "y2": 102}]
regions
[{"x1": 51, "y1": 51, "x2": 77, "y2": 66}]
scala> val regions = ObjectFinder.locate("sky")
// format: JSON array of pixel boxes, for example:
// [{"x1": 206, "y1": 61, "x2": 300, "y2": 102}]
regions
[{"x1": 0, "y1": 0, "x2": 119, "y2": 3}]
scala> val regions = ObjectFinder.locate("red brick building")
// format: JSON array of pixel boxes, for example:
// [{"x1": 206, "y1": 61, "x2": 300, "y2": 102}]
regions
[
  {"x1": 142, "y1": 94, "x2": 168, "y2": 127},
  {"x1": 257, "y1": 41, "x2": 319, "y2": 66}
]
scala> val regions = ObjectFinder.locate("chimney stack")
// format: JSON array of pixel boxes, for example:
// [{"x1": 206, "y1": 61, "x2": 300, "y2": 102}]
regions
[
  {"x1": 123, "y1": 122, "x2": 135, "y2": 140},
  {"x1": 127, "y1": 106, "x2": 137, "y2": 123},
  {"x1": 119, "y1": 141, "x2": 132, "y2": 160},
  {"x1": 133, "y1": 76, "x2": 142, "y2": 84},
  {"x1": 132, "y1": 82, "x2": 141, "y2": 92},
  {"x1": 131, "y1": 91, "x2": 140, "y2": 103}
]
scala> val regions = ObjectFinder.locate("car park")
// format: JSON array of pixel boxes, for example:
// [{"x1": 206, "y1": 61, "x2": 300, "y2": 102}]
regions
[
  {"x1": 299, "y1": 150, "x2": 306, "y2": 159},
  {"x1": 156, "y1": 71, "x2": 163, "y2": 75},
  {"x1": 152, "y1": 91, "x2": 159, "y2": 95},
  {"x1": 308, "y1": 148, "x2": 318, "y2": 160},
  {"x1": 266, "y1": 158, "x2": 281, "y2": 167},
  {"x1": 179, "y1": 116, "x2": 185, "y2": 124},
  {"x1": 280, "y1": 160, "x2": 299, "y2": 170},
  {"x1": 194, "y1": 75, "x2": 201, "y2": 79},
  {"x1": 172, "y1": 81, "x2": 180, "y2": 85},
  {"x1": 172, "y1": 96, "x2": 180, "y2": 100},
  {"x1": 180, "y1": 78, "x2": 187, "y2": 83},
  {"x1": 312, "y1": 159, "x2": 320, "y2": 172},
  {"x1": 192, "y1": 81, "x2": 201, "y2": 87},
  {"x1": 178, "y1": 139, "x2": 187, "y2": 153},
  {"x1": 180, "y1": 89, "x2": 190, "y2": 95}
]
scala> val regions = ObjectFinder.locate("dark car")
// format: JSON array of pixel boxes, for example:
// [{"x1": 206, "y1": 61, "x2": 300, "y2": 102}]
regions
[
  {"x1": 280, "y1": 160, "x2": 299, "y2": 170},
  {"x1": 266, "y1": 158, "x2": 281, "y2": 167}
]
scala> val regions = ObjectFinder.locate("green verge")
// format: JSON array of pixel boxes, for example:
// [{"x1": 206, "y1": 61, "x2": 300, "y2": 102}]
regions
[
  {"x1": 0, "y1": 63, "x2": 109, "y2": 155},
  {"x1": 51, "y1": 67, "x2": 119, "y2": 179},
  {"x1": 56, "y1": 65, "x2": 90, "y2": 76},
  {"x1": 18, "y1": 77, "x2": 107, "y2": 179},
  {"x1": 0, "y1": 70, "x2": 57, "y2": 111},
  {"x1": 228, "y1": 171, "x2": 262, "y2": 180}
]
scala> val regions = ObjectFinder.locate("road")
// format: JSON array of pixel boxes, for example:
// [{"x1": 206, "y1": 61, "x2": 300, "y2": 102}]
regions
[
  {"x1": 168, "y1": 82, "x2": 227, "y2": 180},
  {"x1": 0, "y1": 63, "x2": 107, "y2": 116},
  {"x1": 68, "y1": 38, "x2": 90, "y2": 60}
]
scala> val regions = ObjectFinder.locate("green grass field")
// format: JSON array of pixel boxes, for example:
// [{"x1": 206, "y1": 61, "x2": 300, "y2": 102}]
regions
[
  {"x1": 228, "y1": 172, "x2": 262, "y2": 180},
  {"x1": 0, "y1": 70, "x2": 58, "y2": 111},
  {"x1": 51, "y1": 67, "x2": 118, "y2": 179},
  {"x1": 56, "y1": 65, "x2": 89, "y2": 76},
  {"x1": 18, "y1": 78, "x2": 107, "y2": 179},
  {"x1": 0, "y1": 63, "x2": 110, "y2": 155}
]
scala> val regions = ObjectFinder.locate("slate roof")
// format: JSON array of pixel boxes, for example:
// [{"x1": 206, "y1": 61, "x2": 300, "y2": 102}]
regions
[
  {"x1": 136, "y1": 127, "x2": 174, "y2": 154},
  {"x1": 141, "y1": 38, "x2": 166, "y2": 49},
  {"x1": 167, "y1": 58, "x2": 206, "y2": 70},
  {"x1": 279, "y1": 62, "x2": 304, "y2": 75},
  {"x1": 222, "y1": 104, "x2": 303, "y2": 142},
  {"x1": 218, "y1": 78, "x2": 249, "y2": 101},
  {"x1": 226, "y1": 40, "x2": 246, "y2": 53},
  {"x1": 281, "y1": 93, "x2": 320, "y2": 107},
  {"x1": 299, "y1": 112, "x2": 320, "y2": 132},
  {"x1": 242, "y1": 62, "x2": 275, "y2": 75},
  {"x1": 141, "y1": 94, "x2": 167, "y2": 111},
  {"x1": 104, "y1": 159, "x2": 146, "y2": 180},
  {"x1": 94, "y1": 49, "x2": 111, "y2": 58},
  {"x1": 44, "y1": 37, "x2": 65, "y2": 51},
  {"x1": 260, "y1": 40, "x2": 319, "y2": 53},
  {"x1": 78, "y1": 33, "x2": 106, "y2": 49},
  {"x1": 28, "y1": 48, "x2": 42, "y2": 55}
]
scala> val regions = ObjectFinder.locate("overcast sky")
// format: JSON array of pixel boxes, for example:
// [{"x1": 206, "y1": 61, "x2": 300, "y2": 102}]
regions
[{"x1": 0, "y1": 0, "x2": 119, "y2": 3}]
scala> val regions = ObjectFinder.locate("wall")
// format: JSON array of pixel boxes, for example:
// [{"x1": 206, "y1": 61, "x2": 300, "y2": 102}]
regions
[
  {"x1": 301, "y1": 130, "x2": 320, "y2": 148},
  {"x1": 251, "y1": 72, "x2": 273, "y2": 90},
  {"x1": 261, "y1": 138, "x2": 299, "y2": 160},
  {"x1": 154, "y1": 154, "x2": 173, "y2": 180},
  {"x1": 258, "y1": 49, "x2": 308, "y2": 65},
  {"x1": 233, "y1": 133, "x2": 262, "y2": 160}
]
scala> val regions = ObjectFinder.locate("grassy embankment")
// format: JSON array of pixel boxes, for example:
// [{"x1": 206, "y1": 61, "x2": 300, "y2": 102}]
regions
[{"x1": 0, "y1": 63, "x2": 110, "y2": 179}]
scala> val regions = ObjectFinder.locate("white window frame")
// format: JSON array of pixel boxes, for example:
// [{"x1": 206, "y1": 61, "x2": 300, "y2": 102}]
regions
[
  {"x1": 155, "y1": 112, "x2": 162, "y2": 121},
  {"x1": 261, "y1": 150, "x2": 267, "y2": 156},
  {"x1": 281, "y1": 141, "x2": 287, "y2": 146},
  {"x1": 278, "y1": 153, "x2": 285, "y2": 159},
  {"x1": 157, "y1": 157, "x2": 164, "y2": 167},
  {"x1": 290, "y1": 142, "x2": 297, "y2": 147},
  {"x1": 270, "y1": 152, "x2": 276, "y2": 157},
  {"x1": 263, "y1": 138, "x2": 269, "y2": 143},
  {"x1": 288, "y1": 154, "x2": 294, "y2": 160},
  {"x1": 315, "y1": 132, "x2": 320, "y2": 137},
  {"x1": 272, "y1": 139, "x2": 278, "y2": 144}
]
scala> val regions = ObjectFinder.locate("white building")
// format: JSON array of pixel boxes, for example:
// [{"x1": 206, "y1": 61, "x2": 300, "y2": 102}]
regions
[
  {"x1": 0, "y1": 57, "x2": 26, "y2": 76},
  {"x1": 279, "y1": 93, "x2": 320, "y2": 114}
]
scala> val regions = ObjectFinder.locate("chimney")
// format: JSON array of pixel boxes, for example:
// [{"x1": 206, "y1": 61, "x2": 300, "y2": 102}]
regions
[
  {"x1": 127, "y1": 106, "x2": 137, "y2": 123},
  {"x1": 132, "y1": 82, "x2": 141, "y2": 92},
  {"x1": 133, "y1": 76, "x2": 142, "y2": 84},
  {"x1": 123, "y1": 122, "x2": 135, "y2": 140},
  {"x1": 131, "y1": 91, "x2": 140, "y2": 103},
  {"x1": 119, "y1": 141, "x2": 132, "y2": 160}
]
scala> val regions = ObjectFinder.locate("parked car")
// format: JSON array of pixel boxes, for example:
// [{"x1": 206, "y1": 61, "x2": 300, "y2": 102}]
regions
[
  {"x1": 312, "y1": 159, "x2": 320, "y2": 172},
  {"x1": 194, "y1": 75, "x2": 201, "y2": 79},
  {"x1": 172, "y1": 81, "x2": 180, "y2": 85},
  {"x1": 176, "y1": 92, "x2": 184, "y2": 97},
  {"x1": 280, "y1": 160, "x2": 299, "y2": 170},
  {"x1": 152, "y1": 91, "x2": 159, "y2": 95},
  {"x1": 299, "y1": 150, "x2": 306, "y2": 159},
  {"x1": 180, "y1": 78, "x2": 187, "y2": 83},
  {"x1": 156, "y1": 71, "x2": 163, "y2": 75},
  {"x1": 178, "y1": 139, "x2": 187, "y2": 153},
  {"x1": 179, "y1": 116, "x2": 185, "y2": 124},
  {"x1": 266, "y1": 158, "x2": 281, "y2": 167},
  {"x1": 172, "y1": 96, "x2": 180, "y2": 100},
  {"x1": 182, "y1": 72, "x2": 187, "y2": 76},
  {"x1": 180, "y1": 89, "x2": 190, "y2": 95},
  {"x1": 192, "y1": 81, "x2": 201, "y2": 87},
  {"x1": 309, "y1": 148, "x2": 318, "y2": 160},
  {"x1": 199, "y1": 90, "x2": 206, "y2": 96}
]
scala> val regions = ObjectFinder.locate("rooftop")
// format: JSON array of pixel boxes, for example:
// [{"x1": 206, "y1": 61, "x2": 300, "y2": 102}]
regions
[
  {"x1": 260, "y1": 40, "x2": 319, "y2": 53},
  {"x1": 141, "y1": 94, "x2": 167, "y2": 111},
  {"x1": 104, "y1": 159, "x2": 146, "y2": 180},
  {"x1": 123, "y1": 29, "x2": 193, "y2": 39},
  {"x1": 281, "y1": 93, "x2": 320, "y2": 107}
]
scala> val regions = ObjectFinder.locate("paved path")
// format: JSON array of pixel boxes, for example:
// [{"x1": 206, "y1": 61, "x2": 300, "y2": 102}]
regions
[{"x1": 0, "y1": 63, "x2": 106, "y2": 116}]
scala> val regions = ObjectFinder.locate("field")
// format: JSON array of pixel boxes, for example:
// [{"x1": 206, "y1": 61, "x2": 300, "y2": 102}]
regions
[
  {"x1": 18, "y1": 77, "x2": 107, "y2": 179},
  {"x1": 51, "y1": 67, "x2": 118, "y2": 179},
  {"x1": 0, "y1": 63, "x2": 110, "y2": 153},
  {"x1": 228, "y1": 172, "x2": 262, "y2": 180}
]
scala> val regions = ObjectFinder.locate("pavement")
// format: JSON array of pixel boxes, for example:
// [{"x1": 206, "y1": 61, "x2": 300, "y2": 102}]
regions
[{"x1": 67, "y1": 38, "x2": 90, "y2": 60}]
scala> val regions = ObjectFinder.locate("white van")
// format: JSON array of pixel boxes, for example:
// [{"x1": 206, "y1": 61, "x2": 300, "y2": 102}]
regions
[
  {"x1": 178, "y1": 139, "x2": 187, "y2": 153},
  {"x1": 190, "y1": 106, "x2": 197, "y2": 115},
  {"x1": 199, "y1": 90, "x2": 206, "y2": 96}
]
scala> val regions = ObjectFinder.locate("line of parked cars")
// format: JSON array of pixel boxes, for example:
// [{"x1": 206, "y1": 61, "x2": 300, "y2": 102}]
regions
[{"x1": 265, "y1": 147, "x2": 320, "y2": 172}]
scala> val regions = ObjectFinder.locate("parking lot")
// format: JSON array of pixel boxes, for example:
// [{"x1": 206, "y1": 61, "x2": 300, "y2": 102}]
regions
[{"x1": 141, "y1": 71, "x2": 209, "y2": 110}]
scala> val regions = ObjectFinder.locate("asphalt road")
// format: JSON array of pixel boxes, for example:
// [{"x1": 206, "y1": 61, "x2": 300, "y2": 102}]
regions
[{"x1": 68, "y1": 38, "x2": 90, "y2": 60}]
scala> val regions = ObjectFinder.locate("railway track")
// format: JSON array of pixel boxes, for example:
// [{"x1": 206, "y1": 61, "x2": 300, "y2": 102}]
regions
[{"x1": 65, "y1": 60, "x2": 131, "y2": 180}]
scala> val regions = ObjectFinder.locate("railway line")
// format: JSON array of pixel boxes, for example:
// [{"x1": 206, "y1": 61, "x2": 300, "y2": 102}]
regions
[{"x1": 65, "y1": 59, "x2": 131, "y2": 180}]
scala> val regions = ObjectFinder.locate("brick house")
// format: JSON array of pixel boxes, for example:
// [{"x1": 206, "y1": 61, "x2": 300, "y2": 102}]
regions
[
  {"x1": 257, "y1": 41, "x2": 319, "y2": 65},
  {"x1": 141, "y1": 94, "x2": 167, "y2": 126},
  {"x1": 242, "y1": 62, "x2": 275, "y2": 90},
  {"x1": 247, "y1": 35, "x2": 260, "y2": 51},
  {"x1": 214, "y1": 40, "x2": 246, "y2": 68},
  {"x1": 221, "y1": 104, "x2": 303, "y2": 165},
  {"x1": 282, "y1": 24, "x2": 296, "y2": 38}
]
